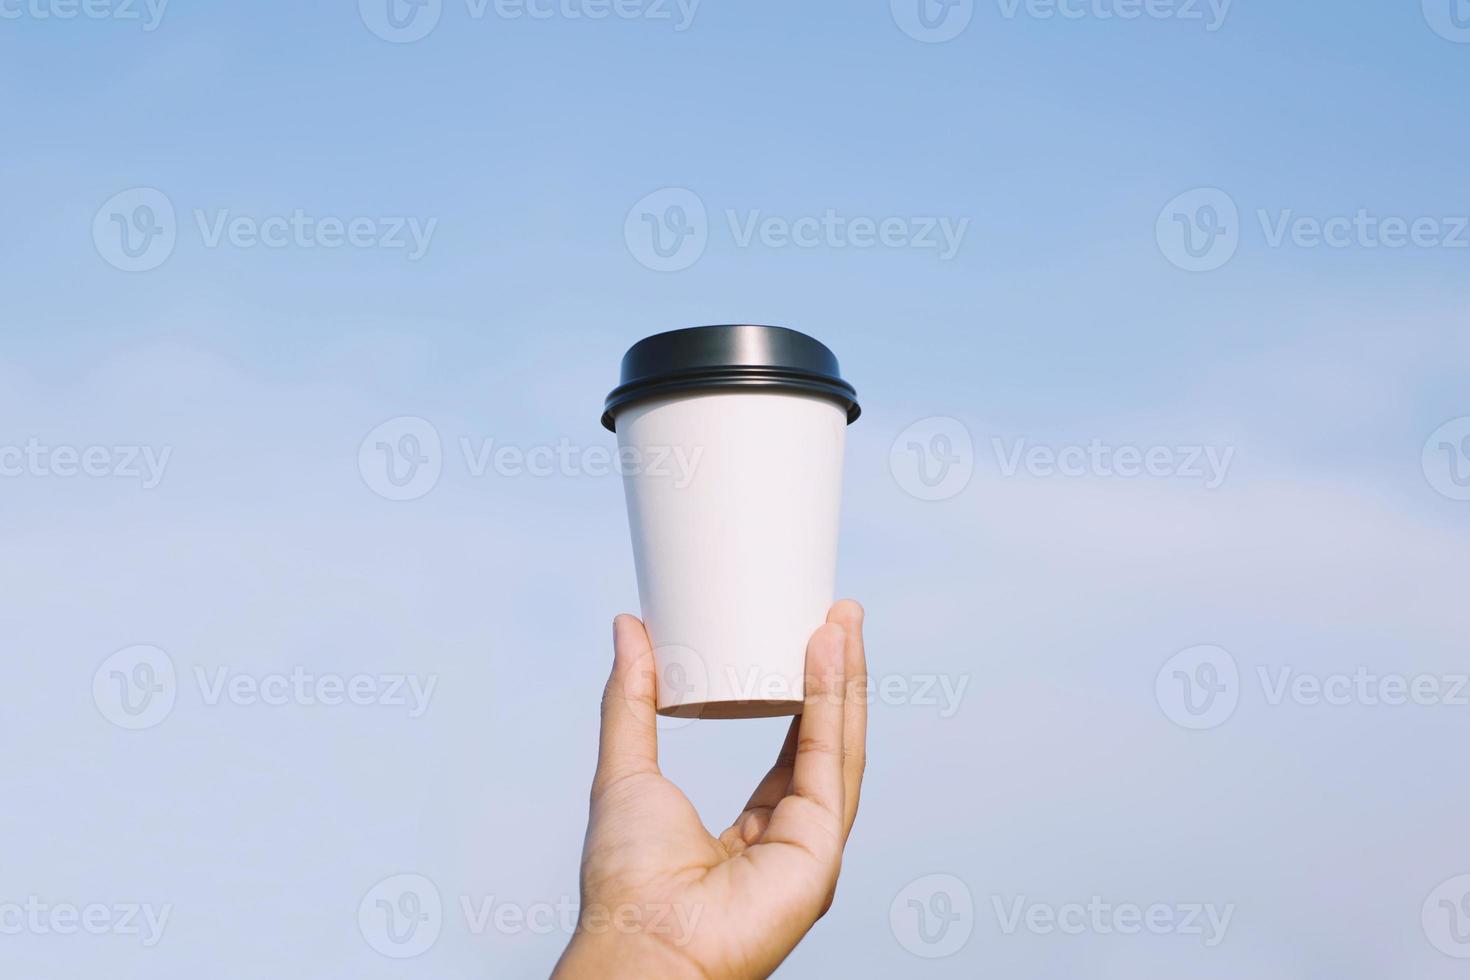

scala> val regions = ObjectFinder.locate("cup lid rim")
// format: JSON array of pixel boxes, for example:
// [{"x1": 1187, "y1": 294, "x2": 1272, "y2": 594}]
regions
[{"x1": 602, "y1": 325, "x2": 860, "y2": 432}]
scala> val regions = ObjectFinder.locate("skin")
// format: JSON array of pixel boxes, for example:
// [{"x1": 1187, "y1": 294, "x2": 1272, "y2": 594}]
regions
[{"x1": 552, "y1": 600, "x2": 869, "y2": 980}]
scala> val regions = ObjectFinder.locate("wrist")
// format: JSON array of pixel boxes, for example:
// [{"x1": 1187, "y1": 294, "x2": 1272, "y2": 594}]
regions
[{"x1": 553, "y1": 929, "x2": 704, "y2": 980}]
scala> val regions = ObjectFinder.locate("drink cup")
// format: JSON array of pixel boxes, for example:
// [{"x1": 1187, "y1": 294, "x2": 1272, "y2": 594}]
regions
[{"x1": 602, "y1": 325, "x2": 860, "y2": 719}]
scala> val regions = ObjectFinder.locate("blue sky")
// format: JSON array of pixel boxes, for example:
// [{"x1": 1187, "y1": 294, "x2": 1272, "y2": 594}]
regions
[{"x1": 3, "y1": 1, "x2": 1470, "y2": 977}]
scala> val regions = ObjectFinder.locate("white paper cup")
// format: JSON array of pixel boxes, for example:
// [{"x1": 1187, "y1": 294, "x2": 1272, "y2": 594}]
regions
[{"x1": 604, "y1": 325, "x2": 860, "y2": 719}]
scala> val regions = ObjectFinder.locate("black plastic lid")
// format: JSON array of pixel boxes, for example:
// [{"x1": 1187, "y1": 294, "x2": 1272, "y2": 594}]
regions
[{"x1": 601, "y1": 325, "x2": 861, "y2": 432}]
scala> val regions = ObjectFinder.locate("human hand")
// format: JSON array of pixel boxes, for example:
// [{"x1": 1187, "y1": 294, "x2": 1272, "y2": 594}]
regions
[{"x1": 552, "y1": 601, "x2": 868, "y2": 980}]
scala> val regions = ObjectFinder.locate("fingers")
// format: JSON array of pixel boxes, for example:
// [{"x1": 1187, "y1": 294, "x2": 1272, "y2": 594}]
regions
[
  {"x1": 827, "y1": 599, "x2": 868, "y2": 842},
  {"x1": 762, "y1": 622, "x2": 847, "y2": 866},
  {"x1": 593, "y1": 614, "x2": 660, "y2": 793},
  {"x1": 788, "y1": 623, "x2": 848, "y2": 821}
]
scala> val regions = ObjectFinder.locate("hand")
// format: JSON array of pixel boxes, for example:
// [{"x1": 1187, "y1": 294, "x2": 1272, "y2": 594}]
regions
[{"x1": 552, "y1": 601, "x2": 868, "y2": 980}]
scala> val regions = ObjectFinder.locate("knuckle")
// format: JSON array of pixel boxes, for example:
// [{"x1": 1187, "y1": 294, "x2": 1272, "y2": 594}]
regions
[{"x1": 796, "y1": 735, "x2": 838, "y2": 756}]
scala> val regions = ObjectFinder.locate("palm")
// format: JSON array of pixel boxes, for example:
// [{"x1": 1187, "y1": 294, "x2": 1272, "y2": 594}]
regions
[{"x1": 558, "y1": 603, "x2": 868, "y2": 980}]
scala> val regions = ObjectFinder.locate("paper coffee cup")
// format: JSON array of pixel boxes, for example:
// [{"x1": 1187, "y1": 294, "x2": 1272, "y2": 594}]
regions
[{"x1": 602, "y1": 325, "x2": 860, "y2": 719}]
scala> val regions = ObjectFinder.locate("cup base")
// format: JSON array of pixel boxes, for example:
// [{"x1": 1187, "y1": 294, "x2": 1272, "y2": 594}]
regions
[{"x1": 658, "y1": 699, "x2": 804, "y2": 720}]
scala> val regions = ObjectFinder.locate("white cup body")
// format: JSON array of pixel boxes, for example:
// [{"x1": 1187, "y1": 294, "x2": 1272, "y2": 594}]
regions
[{"x1": 616, "y1": 390, "x2": 847, "y2": 718}]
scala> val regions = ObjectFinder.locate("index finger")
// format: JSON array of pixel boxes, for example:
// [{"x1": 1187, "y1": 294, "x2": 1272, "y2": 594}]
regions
[
  {"x1": 828, "y1": 599, "x2": 868, "y2": 841},
  {"x1": 787, "y1": 623, "x2": 847, "y2": 820}
]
